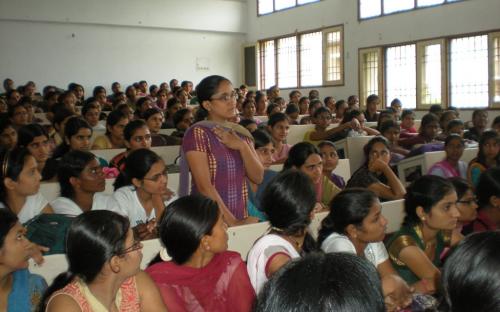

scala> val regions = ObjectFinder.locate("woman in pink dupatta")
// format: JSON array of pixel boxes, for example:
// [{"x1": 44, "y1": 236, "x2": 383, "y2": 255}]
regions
[
  {"x1": 427, "y1": 134, "x2": 467, "y2": 179},
  {"x1": 145, "y1": 195, "x2": 255, "y2": 312}
]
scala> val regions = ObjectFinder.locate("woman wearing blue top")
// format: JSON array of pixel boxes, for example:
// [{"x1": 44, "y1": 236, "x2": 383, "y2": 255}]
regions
[{"x1": 0, "y1": 209, "x2": 47, "y2": 312}]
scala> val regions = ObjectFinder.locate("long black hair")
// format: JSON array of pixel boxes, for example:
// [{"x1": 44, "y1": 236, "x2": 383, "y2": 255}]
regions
[
  {"x1": 318, "y1": 188, "x2": 378, "y2": 246},
  {"x1": 58, "y1": 150, "x2": 96, "y2": 199},
  {"x1": 403, "y1": 175, "x2": 455, "y2": 226},
  {"x1": 152, "y1": 195, "x2": 220, "y2": 265},
  {"x1": 39, "y1": 210, "x2": 130, "y2": 311},
  {"x1": 113, "y1": 148, "x2": 162, "y2": 190},
  {"x1": 194, "y1": 75, "x2": 230, "y2": 122},
  {"x1": 0, "y1": 209, "x2": 18, "y2": 248},
  {"x1": 283, "y1": 142, "x2": 319, "y2": 170},
  {"x1": 17, "y1": 124, "x2": 49, "y2": 148},
  {"x1": 52, "y1": 116, "x2": 92, "y2": 159},
  {"x1": 0, "y1": 147, "x2": 33, "y2": 207},
  {"x1": 475, "y1": 130, "x2": 500, "y2": 167}
]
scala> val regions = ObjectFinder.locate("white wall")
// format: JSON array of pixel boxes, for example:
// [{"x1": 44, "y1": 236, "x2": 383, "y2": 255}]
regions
[
  {"x1": 0, "y1": 0, "x2": 247, "y2": 93},
  {"x1": 245, "y1": 0, "x2": 500, "y2": 115}
]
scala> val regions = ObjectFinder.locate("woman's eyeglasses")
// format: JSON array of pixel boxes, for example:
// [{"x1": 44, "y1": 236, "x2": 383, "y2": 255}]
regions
[
  {"x1": 211, "y1": 91, "x2": 237, "y2": 102},
  {"x1": 143, "y1": 169, "x2": 168, "y2": 182},
  {"x1": 118, "y1": 240, "x2": 143, "y2": 255}
]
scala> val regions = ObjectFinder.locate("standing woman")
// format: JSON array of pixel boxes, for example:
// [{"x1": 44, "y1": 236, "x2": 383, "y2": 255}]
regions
[
  {"x1": 386, "y1": 175, "x2": 460, "y2": 294},
  {"x1": 0, "y1": 148, "x2": 53, "y2": 224},
  {"x1": 40, "y1": 210, "x2": 166, "y2": 312},
  {"x1": 181, "y1": 75, "x2": 264, "y2": 226},
  {"x1": 246, "y1": 170, "x2": 316, "y2": 294}
]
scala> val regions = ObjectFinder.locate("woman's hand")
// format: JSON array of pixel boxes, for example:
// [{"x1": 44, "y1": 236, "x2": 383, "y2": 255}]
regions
[
  {"x1": 368, "y1": 158, "x2": 388, "y2": 173},
  {"x1": 133, "y1": 220, "x2": 158, "y2": 241},
  {"x1": 213, "y1": 127, "x2": 245, "y2": 151},
  {"x1": 350, "y1": 118, "x2": 361, "y2": 131},
  {"x1": 28, "y1": 243, "x2": 49, "y2": 265},
  {"x1": 382, "y1": 275, "x2": 413, "y2": 312}
]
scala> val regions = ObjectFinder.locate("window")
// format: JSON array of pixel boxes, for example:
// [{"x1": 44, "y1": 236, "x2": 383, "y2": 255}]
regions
[
  {"x1": 258, "y1": 26, "x2": 343, "y2": 89},
  {"x1": 359, "y1": 31, "x2": 500, "y2": 109},
  {"x1": 386, "y1": 44, "x2": 416, "y2": 109},
  {"x1": 360, "y1": 0, "x2": 462, "y2": 19},
  {"x1": 450, "y1": 35, "x2": 488, "y2": 108},
  {"x1": 490, "y1": 33, "x2": 500, "y2": 106},
  {"x1": 258, "y1": 0, "x2": 320, "y2": 16},
  {"x1": 300, "y1": 32, "x2": 322, "y2": 87},
  {"x1": 277, "y1": 36, "x2": 298, "y2": 88},
  {"x1": 359, "y1": 48, "x2": 383, "y2": 106},
  {"x1": 417, "y1": 40, "x2": 446, "y2": 107}
]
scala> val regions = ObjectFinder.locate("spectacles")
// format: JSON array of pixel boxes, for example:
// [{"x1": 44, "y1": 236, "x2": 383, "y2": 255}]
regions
[
  {"x1": 86, "y1": 165, "x2": 103, "y2": 177},
  {"x1": 456, "y1": 198, "x2": 478, "y2": 205},
  {"x1": 143, "y1": 169, "x2": 168, "y2": 182},
  {"x1": 132, "y1": 134, "x2": 152, "y2": 143},
  {"x1": 118, "y1": 240, "x2": 143, "y2": 255},
  {"x1": 211, "y1": 91, "x2": 237, "y2": 102},
  {"x1": 317, "y1": 115, "x2": 332, "y2": 120}
]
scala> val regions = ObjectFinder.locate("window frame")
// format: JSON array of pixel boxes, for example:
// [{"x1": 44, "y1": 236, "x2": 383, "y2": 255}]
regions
[
  {"x1": 358, "y1": 0, "x2": 464, "y2": 21},
  {"x1": 358, "y1": 29, "x2": 500, "y2": 110},
  {"x1": 257, "y1": 0, "x2": 321, "y2": 17},
  {"x1": 489, "y1": 31, "x2": 500, "y2": 108},
  {"x1": 416, "y1": 39, "x2": 447, "y2": 109},
  {"x1": 358, "y1": 47, "x2": 384, "y2": 110},
  {"x1": 257, "y1": 25, "x2": 344, "y2": 90}
]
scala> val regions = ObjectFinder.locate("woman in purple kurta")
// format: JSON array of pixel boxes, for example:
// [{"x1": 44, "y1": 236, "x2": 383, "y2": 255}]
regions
[{"x1": 180, "y1": 75, "x2": 264, "y2": 226}]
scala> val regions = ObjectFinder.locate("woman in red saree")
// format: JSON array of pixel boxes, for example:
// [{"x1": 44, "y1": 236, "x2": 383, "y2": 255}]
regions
[{"x1": 145, "y1": 195, "x2": 255, "y2": 312}]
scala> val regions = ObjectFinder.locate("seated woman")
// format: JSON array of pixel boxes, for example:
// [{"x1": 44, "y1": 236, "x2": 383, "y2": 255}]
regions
[
  {"x1": 247, "y1": 130, "x2": 277, "y2": 220},
  {"x1": 318, "y1": 141, "x2": 345, "y2": 189},
  {"x1": 17, "y1": 124, "x2": 51, "y2": 181},
  {"x1": 379, "y1": 120, "x2": 409, "y2": 164},
  {"x1": 331, "y1": 99, "x2": 347, "y2": 123},
  {"x1": 427, "y1": 134, "x2": 467, "y2": 179},
  {"x1": 0, "y1": 148, "x2": 53, "y2": 224},
  {"x1": 81, "y1": 101, "x2": 105, "y2": 131},
  {"x1": 170, "y1": 108, "x2": 193, "y2": 141},
  {"x1": 0, "y1": 119, "x2": 17, "y2": 151},
  {"x1": 386, "y1": 175, "x2": 461, "y2": 294},
  {"x1": 327, "y1": 109, "x2": 377, "y2": 142},
  {"x1": 464, "y1": 109, "x2": 488, "y2": 142},
  {"x1": 113, "y1": 149, "x2": 176, "y2": 240},
  {"x1": 91, "y1": 110, "x2": 128, "y2": 150},
  {"x1": 304, "y1": 107, "x2": 356, "y2": 146},
  {"x1": 346, "y1": 137, "x2": 406, "y2": 201},
  {"x1": 318, "y1": 189, "x2": 412, "y2": 312},
  {"x1": 267, "y1": 113, "x2": 291, "y2": 164},
  {"x1": 143, "y1": 108, "x2": 180, "y2": 146},
  {"x1": 440, "y1": 231, "x2": 500, "y2": 312},
  {"x1": 467, "y1": 130, "x2": 499, "y2": 187},
  {"x1": 285, "y1": 103, "x2": 300, "y2": 125},
  {"x1": 134, "y1": 97, "x2": 154, "y2": 120},
  {"x1": 181, "y1": 75, "x2": 263, "y2": 226},
  {"x1": 246, "y1": 170, "x2": 316, "y2": 294},
  {"x1": 110, "y1": 119, "x2": 151, "y2": 172},
  {"x1": 254, "y1": 253, "x2": 385, "y2": 312},
  {"x1": 146, "y1": 195, "x2": 255, "y2": 312},
  {"x1": 399, "y1": 113, "x2": 440, "y2": 150},
  {"x1": 40, "y1": 210, "x2": 166, "y2": 312},
  {"x1": 465, "y1": 167, "x2": 500, "y2": 232},
  {"x1": 449, "y1": 177, "x2": 479, "y2": 237},
  {"x1": 239, "y1": 99, "x2": 261, "y2": 125},
  {"x1": 399, "y1": 109, "x2": 417, "y2": 139},
  {"x1": 284, "y1": 142, "x2": 340, "y2": 209},
  {"x1": 0, "y1": 210, "x2": 47, "y2": 312},
  {"x1": 436, "y1": 110, "x2": 458, "y2": 141},
  {"x1": 51, "y1": 150, "x2": 122, "y2": 216},
  {"x1": 163, "y1": 98, "x2": 182, "y2": 129}
]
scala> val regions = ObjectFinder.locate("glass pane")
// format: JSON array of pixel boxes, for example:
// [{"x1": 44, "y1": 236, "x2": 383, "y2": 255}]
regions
[
  {"x1": 361, "y1": 51, "x2": 379, "y2": 100},
  {"x1": 277, "y1": 36, "x2": 298, "y2": 88},
  {"x1": 386, "y1": 44, "x2": 417, "y2": 109},
  {"x1": 298, "y1": 0, "x2": 319, "y2": 4},
  {"x1": 417, "y1": 0, "x2": 445, "y2": 7},
  {"x1": 494, "y1": 37, "x2": 500, "y2": 102},
  {"x1": 300, "y1": 32, "x2": 323, "y2": 87},
  {"x1": 420, "y1": 44, "x2": 442, "y2": 105},
  {"x1": 325, "y1": 30, "x2": 342, "y2": 82},
  {"x1": 258, "y1": 0, "x2": 273, "y2": 15},
  {"x1": 384, "y1": 0, "x2": 414, "y2": 14},
  {"x1": 450, "y1": 35, "x2": 488, "y2": 108},
  {"x1": 360, "y1": 0, "x2": 382, "y2": 19},
  {"x1": 275, "y1": 0, "x2": 295, "y2": 11},
  {"x1": 261, "y1": 40, "x2": 276, "y2": 90}
]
